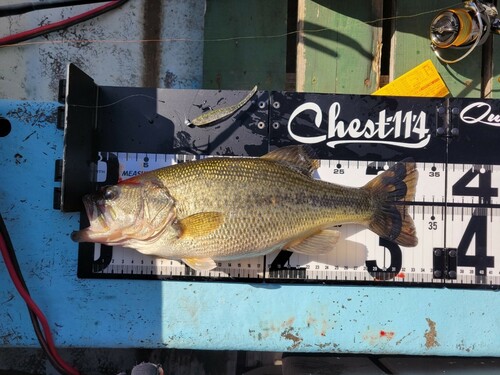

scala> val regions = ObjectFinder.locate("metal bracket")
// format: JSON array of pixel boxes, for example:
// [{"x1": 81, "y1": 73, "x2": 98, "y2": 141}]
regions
[{"x1": 433, "y1": 248, "x2": 458, "y2": 280}]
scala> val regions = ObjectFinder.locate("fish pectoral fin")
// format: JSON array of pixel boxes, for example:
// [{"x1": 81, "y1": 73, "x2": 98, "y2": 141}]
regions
[
  {"x1": 182, "y1": 257, "x2": 217, "y2": 271},
  {"x1": 178, "y1": 212, "x2": 224, "y2": 238},
  {"x1": 286, "y1": 229, "x2": 341, "y2": 255}
]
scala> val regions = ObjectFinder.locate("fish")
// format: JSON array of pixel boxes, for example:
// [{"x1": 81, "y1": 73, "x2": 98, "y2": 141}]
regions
[
  {"x1": 71, "y1": 146, "x2": 418, "y2": 272},
  {"x1": 188, "y1": 85, "x2": 258, "y2": 126}
]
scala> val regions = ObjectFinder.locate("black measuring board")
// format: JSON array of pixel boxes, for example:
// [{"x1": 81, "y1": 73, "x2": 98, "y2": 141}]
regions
[
  {"x1": 60, "y1": 64, "x2": 500, "y2": 289},
  {"x1": 60, "y1": 64, "x2": 269, "y2": 211}
]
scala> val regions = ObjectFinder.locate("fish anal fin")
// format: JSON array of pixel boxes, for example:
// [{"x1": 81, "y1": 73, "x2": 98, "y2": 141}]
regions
[
  {"x1": 179, "y1": 212, "x2": 224, "y2": 238},
  {"x1": 182, "y1": 257, "x2": 217, "y2": 271},
  {"x1": 286, "y1": 229, "x2": 340, "y2": 255},
  {"x1": 262, "y1": 145, "x2": 319, "y2": 176}
]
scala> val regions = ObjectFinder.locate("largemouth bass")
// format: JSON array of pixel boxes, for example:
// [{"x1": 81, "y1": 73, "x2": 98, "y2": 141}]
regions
[{"x1": 72, "y1": 146, "x2": 418, "y2": 271}]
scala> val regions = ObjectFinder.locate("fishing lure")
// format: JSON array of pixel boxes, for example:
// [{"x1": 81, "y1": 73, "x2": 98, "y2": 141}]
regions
[{"x1": 187, "y1": 85, "x2": 258, "y2": 126}]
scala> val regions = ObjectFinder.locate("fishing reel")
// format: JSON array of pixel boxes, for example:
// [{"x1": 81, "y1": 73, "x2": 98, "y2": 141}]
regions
[{"x1": 430, "y1": 0, "x2": 500, "y2": 63}]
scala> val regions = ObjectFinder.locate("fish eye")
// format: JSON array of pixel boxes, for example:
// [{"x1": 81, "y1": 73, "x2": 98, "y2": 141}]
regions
[{"x1": 103, "y1": 186, "x2": 120, "y2": 201}]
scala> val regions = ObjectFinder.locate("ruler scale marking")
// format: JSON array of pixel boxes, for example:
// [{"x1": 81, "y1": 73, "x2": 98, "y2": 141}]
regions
[{"x1": 78, "y1": 153, "x2": 500, "y2": 288}]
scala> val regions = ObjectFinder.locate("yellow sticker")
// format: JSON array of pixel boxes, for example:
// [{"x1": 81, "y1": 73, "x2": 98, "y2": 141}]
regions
[{"x1": 372, "y1": 60, "x2": 450, "y2": 97}]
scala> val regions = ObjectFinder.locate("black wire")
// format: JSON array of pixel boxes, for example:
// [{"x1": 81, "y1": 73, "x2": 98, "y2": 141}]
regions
[
  {"x1": 0, "y1": 214, "x2": 71, "y2": 375},
  {"x1": 0, "y1": 1, "x2": 109, "y2": 17}
]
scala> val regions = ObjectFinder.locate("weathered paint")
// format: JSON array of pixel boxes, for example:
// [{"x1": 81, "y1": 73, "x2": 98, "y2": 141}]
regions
[
  {"x1": 159, "y1": 284, "x2": 500, "y2": 356},
  {"x1": 424, "y1": 318, "x2": 439, "y2": 349},
  {"x1": 0, "y1": 0, "x2": 204, "y2": 100},
  {"x1": 296, "y1": 0, "x2": 383, "y2": 94}
]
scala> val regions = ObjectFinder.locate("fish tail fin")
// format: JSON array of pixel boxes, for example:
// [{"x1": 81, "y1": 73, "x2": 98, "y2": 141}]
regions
[{"x1": 363, "y1": 158, "x2": 418, "y2": 247}]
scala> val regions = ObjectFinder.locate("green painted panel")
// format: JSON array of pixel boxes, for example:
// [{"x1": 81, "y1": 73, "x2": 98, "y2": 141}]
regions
[
  {"x1": 203, "y1": 0, "x2": 287, "y2": 90},
  {"x1": 297, "y1": 0, "x2": 382, "y2": 94},
  {"x1": 490, "y1": 38, "x2": 500, "y2": 98},
  {"x1": 392, "y1": 1, "x2": 483, "y2": 98}
]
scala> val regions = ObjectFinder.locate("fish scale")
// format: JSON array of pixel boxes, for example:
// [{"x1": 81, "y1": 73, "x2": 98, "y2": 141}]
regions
[{"x1": 155, "y1": 158, "x2": 370, "y2": 257}]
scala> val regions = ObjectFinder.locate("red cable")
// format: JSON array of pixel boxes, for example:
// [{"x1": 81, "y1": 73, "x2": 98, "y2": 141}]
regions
[
  {"x1": 0, "y1": 1, "x2": 121, "y2": 46},
  {"x1": 0, "y1": 233, "x2": 80, "y2": 375}
]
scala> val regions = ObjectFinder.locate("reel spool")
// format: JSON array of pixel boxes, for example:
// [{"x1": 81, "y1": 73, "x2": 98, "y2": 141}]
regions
[{"x1": 430, "y1": 1, "x2": 495, "y2": 63}]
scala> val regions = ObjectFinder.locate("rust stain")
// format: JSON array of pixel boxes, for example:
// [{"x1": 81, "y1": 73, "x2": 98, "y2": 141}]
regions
[
  {"x1": 281, "y1": 327, "x2": 303, "y2": 350},
  {"x1": 363, "y1": 329, "x2": 396, "y2": 345},
  {"x1": 250, "y1": 317, "x2": 298, "y2": 342},
  {"x1": 457, "y1": 340, "x2": 475, "y2": 353},
  {"x1": 307, "y1": 316, "x2": 331, "y2": 338},
  {"x1": 285, "y1": 317, "x2": 295, "y2": 326},
  {"x1": 379, "y1": 330, "x2": 395, "y2": 340},
  {"x1": 363, "y1": 327, "x2": 396, "y2": 346},
  {"x1": 424, "y1": 318, "x2": 439, "y2": 349},
  {"x1": 306, "y1": 315, "x2": 317, "y2": 328},
  {"x1": 320, "y1": 319, "x2": 330, "y2": 337},
  {"x1": 315, "y1": 342, "x2": 339, "y2": 350}
]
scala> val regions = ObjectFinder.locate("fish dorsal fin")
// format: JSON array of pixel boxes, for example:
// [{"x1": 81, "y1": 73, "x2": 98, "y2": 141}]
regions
[
  {"x1": 262, "y1": 145, "x2": 319, "y2": 176},
  {"x1": 178, "y1": 212, "x2": 224, "y2": 238},
  {"x1": 285, "y1": 229, "x2": 340, "y2": 255},
  {"x1": 182, "y1": 257, "x2": 217, "y2": 271}
]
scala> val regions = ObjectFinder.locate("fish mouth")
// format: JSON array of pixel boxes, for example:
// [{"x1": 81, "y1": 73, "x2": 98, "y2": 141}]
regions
[
  {"x1": 71, "y1": 194, "x2": 109, "y2": 243},
  {"x1": 82, "y1": 194, "x2": 98, "y2": 220},
  {"x1": 71, "y1": 228, "x2": 92, "y2": 243}
]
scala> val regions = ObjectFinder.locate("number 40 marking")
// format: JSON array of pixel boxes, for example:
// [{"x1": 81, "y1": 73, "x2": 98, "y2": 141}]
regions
[{"x1": 452, "y1": 168, "x2": 496, "y2": 275}]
